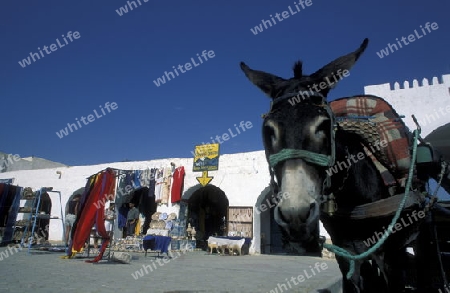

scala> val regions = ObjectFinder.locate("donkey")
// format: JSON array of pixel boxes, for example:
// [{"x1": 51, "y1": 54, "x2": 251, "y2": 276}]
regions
[{"x1": 240, "y1": 39, "x2": 450, "y2": 292}]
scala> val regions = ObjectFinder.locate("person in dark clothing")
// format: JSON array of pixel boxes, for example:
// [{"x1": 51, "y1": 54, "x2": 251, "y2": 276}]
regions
[
  {"x1": 140, "y1": 187, "x2": 157, "y2": 235},
  {"x1": 127, "y1": 202, "x2": 139, "y2": 236},
  {"x1": 118, "y1": 203, "x2": 129, "y2": 238},
  {"x1": 65, "y1": 194, "x2": 81, "y2": 246}
]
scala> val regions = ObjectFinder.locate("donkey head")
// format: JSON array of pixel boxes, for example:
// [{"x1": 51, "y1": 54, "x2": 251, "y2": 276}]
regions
[{"x1": 241, "y1": 39, "x2": 369, "y2": 254}]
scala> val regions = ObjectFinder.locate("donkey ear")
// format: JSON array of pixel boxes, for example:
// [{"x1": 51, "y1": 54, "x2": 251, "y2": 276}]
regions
[
  {"x1": 310, "y1": 38, "x2": 369, "y2": 94},
  {"x1": 240, "y1": 62, "x2": 287, "y2": 99}
]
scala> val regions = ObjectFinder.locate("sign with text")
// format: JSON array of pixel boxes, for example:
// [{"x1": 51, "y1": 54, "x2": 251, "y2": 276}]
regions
[{"x1": 193, "y1": 143, "x2": 219, "y2": 172}]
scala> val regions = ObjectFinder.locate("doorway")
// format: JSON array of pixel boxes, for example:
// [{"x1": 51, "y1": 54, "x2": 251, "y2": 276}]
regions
[
  {"x1": 256, "y1": 187, "x2": 284, "y2": 254},
  {"x1": 186, "y1": 185, "x2": 228, "y2": 246},
  {"x1": 35, "y1": 192, "x2": 51, "y2": 241}
]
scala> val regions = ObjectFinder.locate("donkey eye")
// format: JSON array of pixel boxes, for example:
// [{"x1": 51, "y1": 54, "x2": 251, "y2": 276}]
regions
[
  {"x1": 311, "y1": 95, "x2": 324, "y2": 105},
  {"x1": 263, "y1": 120, "x2": 280, "y2": 152},
  {"x1": 314, "y1": 118, "x2": 330, "y2": 140}
]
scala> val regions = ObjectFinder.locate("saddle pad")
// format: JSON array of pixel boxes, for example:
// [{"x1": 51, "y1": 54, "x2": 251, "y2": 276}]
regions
[{"x1": 330, "y1": 95, "x2": 412, "y2": 186}]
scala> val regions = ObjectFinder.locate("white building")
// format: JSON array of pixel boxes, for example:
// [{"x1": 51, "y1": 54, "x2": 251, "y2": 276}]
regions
[
  {"x1": 364, "y1": 74, "x2": 450, "y2": 138},
  {"x1": 0, "y1": 151, "x2": 280, "y2": 254},
  {"x1": 2, "y1": 74, "x2": 449, "y2": 255}
]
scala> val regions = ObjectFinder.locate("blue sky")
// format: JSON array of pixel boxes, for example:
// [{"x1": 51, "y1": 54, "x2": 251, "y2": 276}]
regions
[{"x1": 1, "y1": 0, "x2": 449, "y2": 166}]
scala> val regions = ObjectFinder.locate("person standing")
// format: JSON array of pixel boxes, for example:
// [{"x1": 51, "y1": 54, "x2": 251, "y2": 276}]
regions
[
  {"x1": 65, "y1": 194, "x2": 81, "y2": 246},
  {"x1": 118, "y1": 203, "x2": 129, "y2": 238},
  {"x1": 126, "y1": 202, "x2": 139, "y2": 236},
  {"x1": 104, "y1": 202, "x2": 116, "y2": 238}
]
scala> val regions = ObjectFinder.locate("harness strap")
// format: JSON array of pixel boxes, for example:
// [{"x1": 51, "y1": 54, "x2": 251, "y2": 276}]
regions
[
  {"x1": 323, "y1": 128, "x2": 421, "y2": 280},
  {"x1": 323, "y1": 190, "x2": 425, "y2": 220},
  {"x1": 266, "y1": 98, "x2": 337, "y2": 208},
  {"x1": 269, "y1": 149, "x2": 331, "y2": 167},
  {"x1": 271, "y1": 91, "x2": 325, "y2": 109}
]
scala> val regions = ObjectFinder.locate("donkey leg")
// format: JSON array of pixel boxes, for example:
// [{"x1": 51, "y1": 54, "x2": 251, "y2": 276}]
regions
[
  {"x1": 360, "y1": 258, "x2": 389, "y2": 292},
  {"x1": 335, "y1": 255, "x2": 365, "y2": 293},
  {"x1": 334, "y1": 244, "x2": 389, "y2": 293},
  {"x1": 376, "y1": 248, "x2": 410, "y2": 293}
]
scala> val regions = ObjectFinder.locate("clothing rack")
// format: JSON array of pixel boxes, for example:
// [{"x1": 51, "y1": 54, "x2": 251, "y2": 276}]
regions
[
  {"x1": 86, "y1": 168, "x2": 147, "y2": 179},
  {"x1": 85, "y1": 217, "x2": 114, "y2": 263},
  {"x1": 87, "y1": 166, "x2": 170, "y2": 180},
  {"x1": 20, "y1": 187, "x2": 65, "y2": 254}
]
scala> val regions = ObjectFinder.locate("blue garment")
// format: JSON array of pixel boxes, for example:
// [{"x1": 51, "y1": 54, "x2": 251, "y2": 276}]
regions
[
  {"x1": 118, "y1": 206, "x2": 129, "y2": 228},
  {"x1": 143, "y1": 235, "x2": 171, "y2": 254},
  {"x1": 125, "y1": 172, "x2": 133, "y2": 192},
  {"x1": 132, "y1": 170, "x2": 141, "y2": 189}
]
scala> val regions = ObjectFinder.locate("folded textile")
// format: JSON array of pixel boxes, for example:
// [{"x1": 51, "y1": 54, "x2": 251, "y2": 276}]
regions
[{"x1": 143, "y1": 235, "x2": 171, "y2": 254}]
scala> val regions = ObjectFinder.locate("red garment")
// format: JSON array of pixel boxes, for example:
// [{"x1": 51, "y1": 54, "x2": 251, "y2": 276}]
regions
[
  {"x1": 171, "y1": 166, "x2": 185, "y2": 203},
  {"x1": 69, "y1": 168, "x2": 116, "y2": 262}
]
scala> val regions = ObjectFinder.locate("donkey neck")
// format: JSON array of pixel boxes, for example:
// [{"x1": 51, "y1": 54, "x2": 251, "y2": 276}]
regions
[{"x1": 330, "y1": 130, "x2": 390, "y2": 207}]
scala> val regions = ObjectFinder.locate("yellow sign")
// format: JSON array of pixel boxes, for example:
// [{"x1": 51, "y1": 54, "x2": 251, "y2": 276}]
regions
[
  {"x1": 196, "y1": 171, "x2": 214, "y2": 187},
  {"x1": 193, "y1": 143, "x2": 219, "y2": 172}
]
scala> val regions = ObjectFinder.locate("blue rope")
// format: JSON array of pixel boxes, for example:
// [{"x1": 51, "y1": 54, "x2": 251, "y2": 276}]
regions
[{"x1": 323, "y1": 128, "x2": 420, "y2": 279}]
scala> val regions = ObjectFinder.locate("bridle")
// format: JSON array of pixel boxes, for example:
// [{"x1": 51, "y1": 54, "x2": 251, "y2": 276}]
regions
[{"x1": 263, "y1": 90, "x2": 337, "y2": 206}]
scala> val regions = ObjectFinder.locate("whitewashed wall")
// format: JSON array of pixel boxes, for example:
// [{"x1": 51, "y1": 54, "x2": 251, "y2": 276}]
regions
[
  {"x1": 0, "y1": 150, "x2": 333, "y2": 254},
  {"x1": 364, "y1": 74, "x2": 450, "y2": 137}
]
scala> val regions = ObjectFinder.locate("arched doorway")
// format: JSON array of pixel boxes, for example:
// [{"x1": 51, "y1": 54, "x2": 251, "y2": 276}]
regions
[
  {"x1": 255, "y1": 187, "x2": 284, "y2": 254},
  {"x1": 36, "y1": 192, "x2": 51, "y2": 241},
  {"x1": 65, "y1": 187, "x2": 86, "y2": 218},
  {"x1": 184, "y1": 184, "x2": 228, "y2": 248},
  {"x1": 132, "y1": 187, "x2": 157, "y2": 235}
]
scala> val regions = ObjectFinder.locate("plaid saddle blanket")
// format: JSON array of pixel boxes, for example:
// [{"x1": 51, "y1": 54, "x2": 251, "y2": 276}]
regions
[{"x1": 330, "y1": 95, "x2": 412, "y2": 187}]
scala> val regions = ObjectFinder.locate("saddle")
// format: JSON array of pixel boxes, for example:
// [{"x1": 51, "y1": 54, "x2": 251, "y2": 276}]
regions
[{"x1": 330, "y1": 95, "x2": 412, "y2": 188}]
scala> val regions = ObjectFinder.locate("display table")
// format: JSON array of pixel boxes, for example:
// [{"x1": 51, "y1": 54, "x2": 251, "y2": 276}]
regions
[
  {"x1": 219, "y1": 236, "x2": 252, "y2": 245},
  {"x1": 112, "y1": 236, "x2": 143, "y2": 252},
  {"x1": 142, "y1": 235, "x2": 171, "y2": 257},
  {"x1": 207, "y1": 236, "x2": 247, "y2": 255}
]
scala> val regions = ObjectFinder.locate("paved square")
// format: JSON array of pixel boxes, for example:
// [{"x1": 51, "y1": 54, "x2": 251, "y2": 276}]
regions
[{"x1": 0, "y1": 247, "x2": 342, "y2": 293}]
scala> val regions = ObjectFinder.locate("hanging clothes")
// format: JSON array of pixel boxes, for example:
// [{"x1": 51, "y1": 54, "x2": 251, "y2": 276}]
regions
[
  {"x1": 116, "y1": 173, "x2": 129, "y2": 204},
  {"x1": 171, "y1": 166, "x2": 185, "y2": 203},
  {"x1": 154, "y1": 169, "x2": 163, "y2": 203},
  {"x1": 136, "y1": 187, "x2": 153, "y2": 216},
  {"x1": 132, "y1": 170, "x2": 141, "y2": 189},
  {"x1": 125, "y1": 172, "x2": 133, "y2": 192},
  {"x1": 148, "y1": 168, "x2": 156, "y2": 198},
  {"x1": 140, "y1": 168, "x2": 150, "y2": 187},
  {"x1": 140, "y1": 187, "x2": 156, "y2": 235},
  {"x1": 135, "y1": 217, "x2": 140, "y2": 235},
  {"x1": 118, "y1": 204, "x2": 129, "y2": 229},
  {"x1": 161, "y1": 166, "x2": 172, "y2": 204},
  {"x1": 65, "y1": 168, "x2": 116, "y2": 262}
]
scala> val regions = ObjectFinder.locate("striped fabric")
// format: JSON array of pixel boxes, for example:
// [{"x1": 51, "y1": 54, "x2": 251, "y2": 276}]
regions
[{"x1": 330, "y1": 95, "x2": 412, "y2": 187}]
